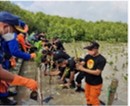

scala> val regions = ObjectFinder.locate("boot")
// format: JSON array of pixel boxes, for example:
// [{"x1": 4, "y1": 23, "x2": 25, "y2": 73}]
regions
[
  {"x1": 0, "y1": 97, "x2": 17, "y2": 105},
  {"x1": 75, "y1": 86, "x2": 85, "y2": 92}
]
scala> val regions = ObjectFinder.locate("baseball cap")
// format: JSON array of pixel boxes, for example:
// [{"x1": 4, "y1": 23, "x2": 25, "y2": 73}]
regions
[{"x1": 84, "y1": 41, "x2": 100, "y2": 50}]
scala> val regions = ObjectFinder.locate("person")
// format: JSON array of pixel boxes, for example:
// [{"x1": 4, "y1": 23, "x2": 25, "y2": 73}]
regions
[
  {"x1": 56, "y1": 57, "x2": 86, "y2": 91},
  {"x1": 0, "y1": 11, "x2": 36, "y2": 63},
  {"x1": 52, "y1": 37, "x2": 65, "y2": 51},
  {"x1": 16, "y1": 20, "x2": 31, "y2": 52},
  {"x1": 53, "y1": 50, "x2": 70, "y2": 62},
  {"x1": 0, "y1": 35, "x2": 37, "y2": 105},
  {"x1": 0, "y1": 65, "x2": 38, "y2": 105},
  {"x1": 0, "y1": 65, "x2": 37, "y2": 91},
  {"x1": 17, "y1": 33, "x2": 31, "y2": 52},
  {"x1": 56, "y1": 58, "x2": 76, "y2": 88},
  {"x1": 75, "y1": 58, "x2": 86, "y2": 92},
  {"x1": 0, "y1": 11, "x2": 36, "y2": 105},
  {"x1": 76, "y1": 41, "x2": 106, "y2": 106},
  {"x1": 44, "y1": 43, "x2": 52, "y2": 51}
]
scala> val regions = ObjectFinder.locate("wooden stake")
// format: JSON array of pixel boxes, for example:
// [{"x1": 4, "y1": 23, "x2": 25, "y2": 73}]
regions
[
  {"x1": 107, "y1": 78, "x2": 118, "y2": 105},
  {"x1": 37, "y1": 67, "x2": 43, "y2": 105}
]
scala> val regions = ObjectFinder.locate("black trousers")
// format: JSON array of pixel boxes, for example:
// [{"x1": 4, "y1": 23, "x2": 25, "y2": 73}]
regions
[{"x1": 76, "y1": 71, "x2": 85, "y2": 84}]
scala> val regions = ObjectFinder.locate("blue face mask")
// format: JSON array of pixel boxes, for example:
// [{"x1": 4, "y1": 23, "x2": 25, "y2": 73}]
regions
[{"x1": 2, "y1": 33, "x2": 15, "y2": 41}]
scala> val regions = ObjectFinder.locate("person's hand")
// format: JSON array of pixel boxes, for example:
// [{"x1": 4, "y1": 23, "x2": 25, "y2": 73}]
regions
[
  {"x1": 30, "y1": 53, "x2": 36, "y2": 59},
  {"x1": 76, "y1": 63, "x2": 85, "y2": 71},
  {"x1": 63, "y1": 82, "x2": 71, "y2": 88},
  {"x1": 58, "y1": 79, "x2": 64, "y2": 84},
  {"x1": 9, "y1": 57, "x2": 16, "y2": 67},
  {"x1": 49, "y1": 70, "x2": 60, "y2": 76}
]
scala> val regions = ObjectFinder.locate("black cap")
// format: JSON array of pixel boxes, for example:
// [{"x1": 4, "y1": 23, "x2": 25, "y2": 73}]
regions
[{"x1": 84, "y1": 41, "x2": 100, "y2": 50}]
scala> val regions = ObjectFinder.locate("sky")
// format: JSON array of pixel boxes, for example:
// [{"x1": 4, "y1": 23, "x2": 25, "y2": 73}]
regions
[{"x1": 11, "y1": 0, "x2": 128, "y2": 23}]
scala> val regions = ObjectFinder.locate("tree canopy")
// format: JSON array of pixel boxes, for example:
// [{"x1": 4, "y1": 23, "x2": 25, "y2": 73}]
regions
[{"x1": 0, "y1": 1, "x2": 127, "y2": 42}]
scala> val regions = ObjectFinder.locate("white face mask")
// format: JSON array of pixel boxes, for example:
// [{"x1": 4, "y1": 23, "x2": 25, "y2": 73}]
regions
[{"x1": 2, "y1": 33, "x2": 15, "y2": 41}]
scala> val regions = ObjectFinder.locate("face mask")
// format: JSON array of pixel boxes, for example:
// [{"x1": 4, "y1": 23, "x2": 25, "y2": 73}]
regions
[{"x1": 2, "y1": 33, "x2": 15, "y2": 41}]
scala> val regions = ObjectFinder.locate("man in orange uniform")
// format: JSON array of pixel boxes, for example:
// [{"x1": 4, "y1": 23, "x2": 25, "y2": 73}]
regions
[{"x1": 76, "y1": 41, "x2": 106, "y2": 106}]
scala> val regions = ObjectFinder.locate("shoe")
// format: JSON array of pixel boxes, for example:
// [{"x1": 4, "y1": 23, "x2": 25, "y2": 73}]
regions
[
  {"x1": 1, "y1": 97, "x2": 17, "y2": 105},
  {"x1": 8, "y1": 91, "x2": 17, "y2": 97},
  {"x1": 80, "y1": 87, "x2": 85, "y2": 92},
  {"x1": 30, "y1": 91, "x2": 38, "y2": 100},
  {"x1": 75, "y1": 87, "x2": 85, "y2": 92}
]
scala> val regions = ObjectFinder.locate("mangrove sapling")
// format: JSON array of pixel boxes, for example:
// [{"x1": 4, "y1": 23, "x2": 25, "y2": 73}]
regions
[{"x1": 113, "y1": 66, "x2": 118, "y2": 72}]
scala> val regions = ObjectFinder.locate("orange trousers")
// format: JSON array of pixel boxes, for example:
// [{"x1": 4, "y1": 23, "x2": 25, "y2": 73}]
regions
[{"x1": 85, "y1": 83, "x2": 102, "y2": 106}]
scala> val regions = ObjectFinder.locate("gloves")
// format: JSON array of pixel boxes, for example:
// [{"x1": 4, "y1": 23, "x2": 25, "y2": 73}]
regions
[
  {"x1": 30, "y1": 53, "x2": 36, "y2": 59},
  {"x1": 10, "y1": 75, "x2": 38, "y2": 91},
  {"x1": 9, "y1": 57, "x2": 16, "y2": 67}
]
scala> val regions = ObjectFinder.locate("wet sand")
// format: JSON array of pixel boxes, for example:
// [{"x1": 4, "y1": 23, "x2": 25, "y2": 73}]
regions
[{"x1": 15, "y1": 42, "x2": 127, "y2": 105}]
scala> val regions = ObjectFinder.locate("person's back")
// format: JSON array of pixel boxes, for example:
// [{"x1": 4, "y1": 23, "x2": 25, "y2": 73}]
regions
[
  {"x1": 53, "y1": 50, "x2": 70, "y2": 62},
  {"x1": 67, "y1": 57, "x2": 76, "y2": 72}
]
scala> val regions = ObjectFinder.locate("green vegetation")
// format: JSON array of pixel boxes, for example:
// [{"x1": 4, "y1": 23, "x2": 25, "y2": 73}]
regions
[
  {"x1": 0, "y1": 1, "x2": 128, "y2": 42},
  {"x1": 122, "y1": 74, "x2": 128, "y2": 81},
  {"x1": 108, "y1": 61, "x2": 114, "y2": 65}
]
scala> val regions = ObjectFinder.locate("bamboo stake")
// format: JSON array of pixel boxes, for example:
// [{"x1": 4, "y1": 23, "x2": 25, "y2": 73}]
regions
[
  {"x1": 40, "y1": 67, "x2": 43, "y2": 105},
  {"x1": 37, "y1": 67, "x2": 43, "y2": 105},
  {"x1": 107, "y1": 78, "x2": 118, "y2": 105}
]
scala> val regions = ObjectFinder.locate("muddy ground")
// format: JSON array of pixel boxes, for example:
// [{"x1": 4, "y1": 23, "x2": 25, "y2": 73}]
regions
[{"x1": 13, "y1": 42, "x2": 127, "y2": 105}]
